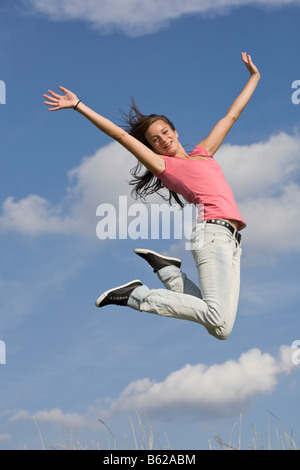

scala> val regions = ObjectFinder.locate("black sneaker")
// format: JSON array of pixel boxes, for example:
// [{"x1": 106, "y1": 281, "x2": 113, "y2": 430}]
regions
[
  {"x1": 134, "y1": 248, "x2": 181, "y2": 273},
  {"x1": 95, "y1": 280, "x2": 142, "y2": 308}
]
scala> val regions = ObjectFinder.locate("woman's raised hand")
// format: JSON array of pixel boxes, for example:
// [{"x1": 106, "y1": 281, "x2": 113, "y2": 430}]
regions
[
  {"x1": 241, "y1": 52, "x2": 260, "y2": 77},
  {"x1": 43, "y1": 86, "x2": 79, "y2": 111}
]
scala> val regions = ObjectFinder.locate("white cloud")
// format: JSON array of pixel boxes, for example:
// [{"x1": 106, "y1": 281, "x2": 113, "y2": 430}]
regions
[
  {"x1": 26, "y1": 0, "x2": 300, "y2": 36},
  {"x1": 239, "y1": 183, "x2": 300, "y2": 256},
  {"x1": 0, "y1": 433, "x2": 11, "y2": 443},
  {"x1": 217, "y1": 132, "x2": 300, "y2": 201},
  {"x1": 10, "y1": 408, "x2": 93, "y2": 430},
  {"x1": 215, "y1": 132, "x2": 300, "y2": 258},
  {"x1": 0, "y1": 195, "x2": 74, "y2": 236},
  {"x1": 0, "y1": 141, "x2": 169, "y2": 239},
  {"x1": 9, "y1": 345, "x2": 299, "y2": 425},
  {"x1": 105, "y1": 345, "x2": 297, "y2": 420},
  {"x1": 0, "y1": 142, "x2": 136, "y2": 238}
]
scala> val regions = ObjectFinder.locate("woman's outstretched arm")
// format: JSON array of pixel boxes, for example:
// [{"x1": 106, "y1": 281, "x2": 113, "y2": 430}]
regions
[
  {"x1": 198, "y1": 52, "x2": 260, "y2": 155},
  {"x1": 43, "y1": 86, "x2": 165, "y2": 174}
]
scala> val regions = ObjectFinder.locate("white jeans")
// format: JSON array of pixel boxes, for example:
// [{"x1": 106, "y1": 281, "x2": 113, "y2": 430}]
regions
[{"x1": 127, "y1": 222, "x2": 242, "y2": 340}]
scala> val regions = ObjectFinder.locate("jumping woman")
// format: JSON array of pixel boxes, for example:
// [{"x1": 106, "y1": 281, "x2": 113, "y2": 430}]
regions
[{"x1": 44, "y1": 52, "x2": 260, "y2": 340}]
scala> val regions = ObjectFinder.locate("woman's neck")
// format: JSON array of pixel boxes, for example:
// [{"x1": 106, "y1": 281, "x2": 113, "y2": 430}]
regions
[{"x1": 175, "y1": 143, "x2": 189, "y2": 159}]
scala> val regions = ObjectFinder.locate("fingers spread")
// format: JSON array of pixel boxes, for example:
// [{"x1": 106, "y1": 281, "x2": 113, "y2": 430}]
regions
[
  {"x1": 48, "y1": 89, "x2": 61, "y2": 98},
  {"x1": 43, "y1": 93, "x2": 56, "y2": 101}
]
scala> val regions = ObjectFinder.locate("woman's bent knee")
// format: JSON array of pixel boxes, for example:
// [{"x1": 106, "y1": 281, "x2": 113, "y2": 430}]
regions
[
  {"x1": 206, "y1": 324, "x2": 232, "y2": 341},
  {"x1": 205, "y1": 303, "x2": 226, "y2": 329}
]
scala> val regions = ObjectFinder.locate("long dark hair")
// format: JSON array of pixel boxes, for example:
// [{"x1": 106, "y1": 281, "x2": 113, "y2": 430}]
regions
[{"x1": 121, "y1": 99, "x2": 185, "y2": 209}]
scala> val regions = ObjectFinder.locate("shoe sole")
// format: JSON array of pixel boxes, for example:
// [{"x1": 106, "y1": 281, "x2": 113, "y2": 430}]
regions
[
  {"x1": 95, "y1": 279, "x2": 142, "y2": 307},
  {"x1": 134, "y1": 248, "x2": 181, "y2": 264}
]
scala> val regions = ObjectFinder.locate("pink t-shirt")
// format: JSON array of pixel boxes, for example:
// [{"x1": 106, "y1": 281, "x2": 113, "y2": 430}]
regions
[{"x1": 154, "y1": 144, "x2": 246, "y2": 230}]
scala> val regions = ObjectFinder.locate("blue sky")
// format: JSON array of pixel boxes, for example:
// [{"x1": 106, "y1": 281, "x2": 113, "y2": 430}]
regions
[{"x1": 0, "y1": 0, "x2": 300, "y2": 450}]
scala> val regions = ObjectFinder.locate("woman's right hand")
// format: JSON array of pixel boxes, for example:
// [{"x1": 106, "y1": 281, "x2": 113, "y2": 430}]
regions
[{"x1": 43, "y1": 86, "x2": 79, "y2": 111}]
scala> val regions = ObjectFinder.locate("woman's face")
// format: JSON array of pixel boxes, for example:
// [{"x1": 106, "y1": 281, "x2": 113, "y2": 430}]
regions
[{"x1": 145, "y1": 119, "x2": 179, "y2": 156}]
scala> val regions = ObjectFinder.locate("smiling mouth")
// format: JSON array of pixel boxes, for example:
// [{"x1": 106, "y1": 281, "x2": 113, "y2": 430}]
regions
[{"x1": 164, "y1": 142, "x2": 172, "y2": 150}]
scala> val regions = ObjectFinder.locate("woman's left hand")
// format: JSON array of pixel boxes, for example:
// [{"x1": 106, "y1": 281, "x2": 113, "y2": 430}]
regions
[{"x1": 241, "y1": 52, "x2": 260, "y2": 77}]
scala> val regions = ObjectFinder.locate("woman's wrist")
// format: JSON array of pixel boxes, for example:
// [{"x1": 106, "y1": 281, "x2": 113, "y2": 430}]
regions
[
  {"x1": 74, "y1": 99, "x2": 82, "y2": 110},
  {"x1": 251, "y1": 71, "x2": 260, "y2": 80}
]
